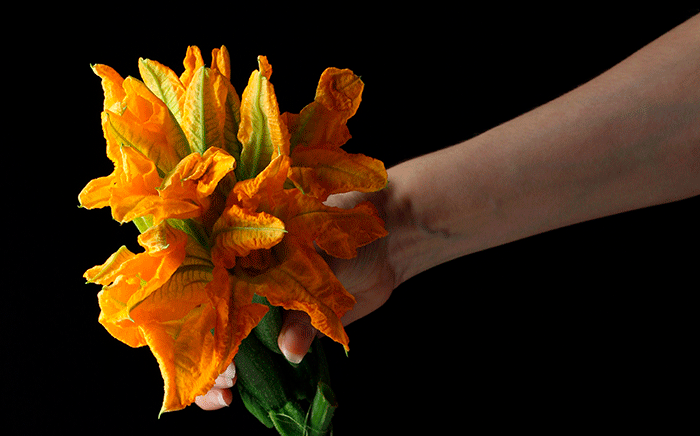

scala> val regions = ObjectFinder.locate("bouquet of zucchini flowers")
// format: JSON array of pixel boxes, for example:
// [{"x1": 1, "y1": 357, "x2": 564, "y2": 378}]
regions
[{"x1": 79, "y1": 45, "x2": 387, "y2": 435}]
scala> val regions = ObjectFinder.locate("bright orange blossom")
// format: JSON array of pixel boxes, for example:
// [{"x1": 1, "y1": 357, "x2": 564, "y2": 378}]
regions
[{"x1": 79, "y1": 46, "x2": 387, "y2": 415}]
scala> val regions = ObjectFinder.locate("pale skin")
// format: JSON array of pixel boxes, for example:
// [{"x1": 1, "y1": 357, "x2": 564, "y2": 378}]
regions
[{"x1": 196, "y1": 14, "x2": 700, "y2": 410}]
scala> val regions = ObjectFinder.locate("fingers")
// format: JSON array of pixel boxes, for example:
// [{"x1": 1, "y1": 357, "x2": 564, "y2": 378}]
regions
[
  {"x1": 197, "y1": 311, "x2": 320, "y2": 412},
  {"x1": 278, "y1": 310, "x2": 317, "y2": 364},
  {"x1": 195, "y1": 362, "x2": 236, "y2": 411},
  {"x1": 195, "y1": 387, "x2": 232, "y2": 410},
  {"x1": 213, "y1": 362, "x2": 236, "y2": 388}
]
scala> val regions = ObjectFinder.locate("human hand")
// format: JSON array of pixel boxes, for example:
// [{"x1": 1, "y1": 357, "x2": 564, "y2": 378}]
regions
[{"x1": 197, "y1": 191, "x2": 396, "y2": 410}]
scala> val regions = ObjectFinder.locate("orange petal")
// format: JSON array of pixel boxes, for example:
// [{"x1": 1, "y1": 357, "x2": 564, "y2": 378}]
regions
[
  {"x1": 144, "y1": 302, "x2": 219, "y2": 415},
  {"x1": 211, "y1": 46, "x2": 231, "y2": 79},
  {"x1": 288, "y1": 148, "x2": 387, "y2": 200},
  {"x1": 155, "y1": 147, "x2": 236, "y2": 224},
  {"x1": 211, "y1": 203, "x2": 286, "y2": 268},
  {"x1": 237, "y1": 57, "x2": 290, "y2": 180},
  {"x1": 107, "y1": 146, "x2": 162, "y2": 223},
  {"x1": 84, "y1": 245, "x2": 135, "y2": 286},
  {"x1": 148, "y1": 263, "x2": 267, "y2": 414},
  {"x1": 106, "y1": 77, "x2": 189, "y2": 174},
  {"x1": 240, "y1": 236, "x2": 354, "y2": 351},
  {"x1": 78, "y1": 173, "x2": 115, "y2": 210},
  {"x1": 90, "y1": 223, "x2": 189, "y2": 347},
  {"x1": 287, "y1": 68, "x2": 363, "y2": 151},
  {"x1": 91, "y1": 63, "x2": 125, "y2": 113},
  {"x1": 180, "y1": 46, "x2": 205, "y2": 90},
  {"x1": 273, "y1": 189, "x2": 387, "y2": 259},
  {"x1": 232, "y1": 155, "x2": 291, "y2": 212},
  {"x1": 210, "y1": 266, "x2": 269, "y2": 381}
]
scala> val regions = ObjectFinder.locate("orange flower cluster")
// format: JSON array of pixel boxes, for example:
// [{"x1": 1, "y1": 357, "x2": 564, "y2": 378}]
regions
[{"x1": 79, "y1": 46, "x2": 387, "y2": 414}]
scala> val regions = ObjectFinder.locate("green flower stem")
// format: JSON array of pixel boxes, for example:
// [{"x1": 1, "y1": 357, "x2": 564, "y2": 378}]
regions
[
  {"x1": 309, "y1": 382, "x2": 337, "y2": 436},
  {"x1": 236, "y1": 296, "x2": 338, "y2": 435}
]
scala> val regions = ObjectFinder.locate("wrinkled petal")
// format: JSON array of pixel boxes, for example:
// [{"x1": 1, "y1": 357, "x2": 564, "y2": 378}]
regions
[
  {"x1": 84, "y1": 245, "x2": 135, "y2": 286},
  {"x1": 209, "y1": 265, "x2": 268, "y2": 383},
  {"x1": 151, "y1": 263, "x2": 267, "y2": 414},
  {"x1": 232, "y1": 155, "x2": 291, "y2": 212},
  {"x1": 289, "y1": 148, "x2": 387, "y2": 200},
  {"x1": 112, "y1": 77, "x2": 190, "y2": 173},
  {"x1": 211, "y1": 203, "x2": 286, "y2": 268},
  {"x1": 237, "y1": 236, "x2": 354, "y2": 351},
  {"x1": 88, "y1": 223, "x2": 189, "y2": 347},
  {"x1": 144, "y1": 302, "x2": 219, "y2": 415},
  {"x1": 285, "y1": 68, "x2": 363, "y2": 151},
  {"x1": 275, "y1": 189, "x2": 387, "y2": 259},
  {"x1": 154, "y1": 147, "x2": 236, "y2": 224},
  {"x1": 108, "y1": 145, "x2": 163, "y2": 223}
]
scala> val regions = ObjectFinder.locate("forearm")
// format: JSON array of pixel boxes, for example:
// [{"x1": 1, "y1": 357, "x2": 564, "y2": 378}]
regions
[{"x1": 384, "y1": 14, "x2": 700, "y2": 285}]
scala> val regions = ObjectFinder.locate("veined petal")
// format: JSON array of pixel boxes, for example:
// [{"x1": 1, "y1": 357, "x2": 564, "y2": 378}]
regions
[
  {"x1": 278, "y1": 190, "x2": 387, "y2": 259},
  {"x1": 289, "y1": 148, "x2": 387, "y2": 200},
  {"x1": 237, "y1": 56, "x2": 290, "y2": 180},
  {"x1": 239, "y1": 236, "x2": 354, "y2": 351},
  {"x1": 129, "y1": 237, "x2": 214, "y2": 323},
  {"x1": 147, "y1": 262, "x2": 267, "y2": 415},
  {"x1": 84, "y1": 245, "x2": 135, "y2": 286},
  {"x1": 106, "y1": 77, "x2": 189, "y2": 174},
  {"x1": 91, "y1": 223, "x2": 189, "y2": 347},
  {"x1": 211, "y1": 204, "x2": 286, "y2": 268},
  {"x1": 232, "y1": 155, "x2": 291, "y2": 212},
  {"x1": 210, "y1": 266, "x2": 268, "y2": 381},
  {"x1": 181, "y1": 66, "x2": 228, "y2": 154},
  {"x1": 109, "y1": 146, "x2": 235, "y2": 225},
  {"x1": 139, "y1": 57, "x2": 187, "y2": 123},
  {"x1": 194, "y1": 147, "x2": 237, "y2": 197},
  {"x1": 144, "y1": 302, "x2": 219, "y2": 415},
  {"x1": 159, "y1": 147, "x2": 235, "y2": 206},
  {"x1": 286, "y1": 68, "x2": 363, "y2": 151},
  {"x1": 108, "y1": 145, "x2": 163, "y2": 224}
]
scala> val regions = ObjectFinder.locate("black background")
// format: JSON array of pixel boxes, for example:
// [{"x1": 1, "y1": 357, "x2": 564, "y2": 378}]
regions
[{"x1": 19, "y1": 5, "x2": 698, "y2": 433}]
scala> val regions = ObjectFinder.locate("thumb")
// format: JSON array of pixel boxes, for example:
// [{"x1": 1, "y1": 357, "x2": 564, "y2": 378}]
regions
[{"x1": 277, "y1": 310, "x2": 317, "y2": 364}]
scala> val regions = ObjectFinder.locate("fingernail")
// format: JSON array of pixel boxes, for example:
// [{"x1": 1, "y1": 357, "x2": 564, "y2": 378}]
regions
[
  {"x1": 213, "y1": 389, "x2": 229, "y2": 408},
  {"x1": 222, "y1": 362, "x2": 236, "y2": 379},
  {"x1": 280, "y1": 330, "x2": 305, "y2": 364},
  {"x1": 214, "y1": 374, "x2": 234, "y2": 388}
]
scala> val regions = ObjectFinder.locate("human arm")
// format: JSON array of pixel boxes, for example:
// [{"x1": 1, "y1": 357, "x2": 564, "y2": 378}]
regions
[{"x1": 383, "y1": 12, "x2": 699, "y2": 285}]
